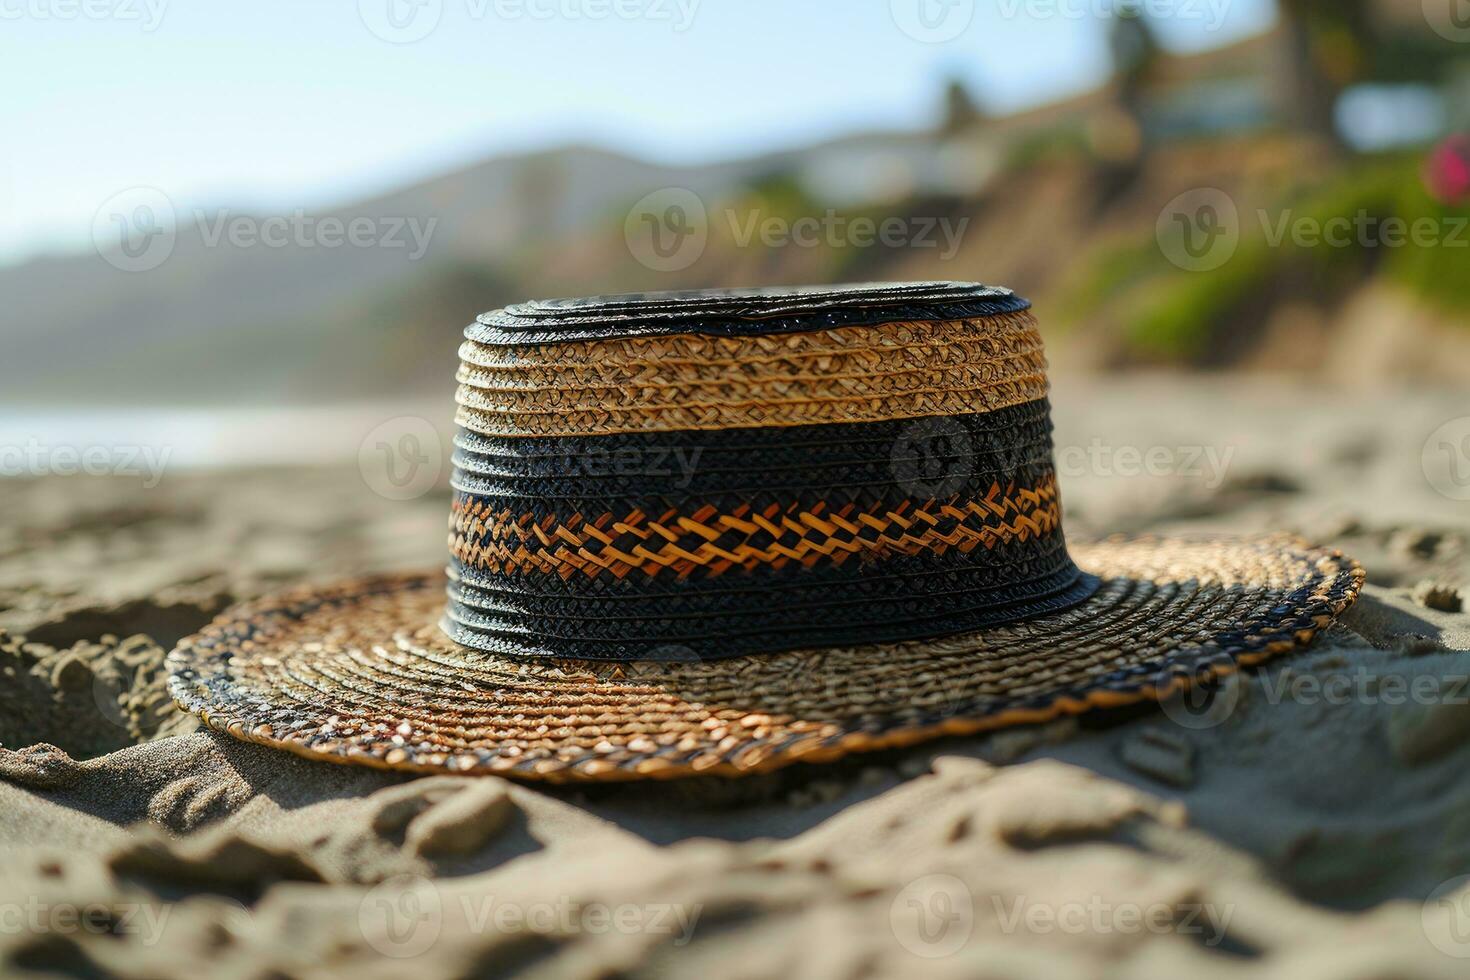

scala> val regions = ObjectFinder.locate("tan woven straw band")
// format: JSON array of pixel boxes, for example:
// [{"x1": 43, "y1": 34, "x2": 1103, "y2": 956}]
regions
[{"x1": 454, "y1": 311, "x2": 1047, "y2": 437}]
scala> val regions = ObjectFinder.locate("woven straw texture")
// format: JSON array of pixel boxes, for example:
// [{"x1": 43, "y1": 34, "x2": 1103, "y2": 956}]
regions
[
  {"x1": 169, "y1": 534, "x2": 1363, "y2": 783},
  {"x1": 449, "y1": 398, "x2": 1056, "y2": 507},
  {"x1": 455, "y1": 312, "x2": 1048, "y2": 437},
  {"x1": 443, "y1": 393, "x2": 1083, "y2": 660},
  {"x1": 448, "y1": 478, "x2": 1061, "y2": 579},
  {"x1": 471, "y1": 281, "x2": 1028, "y2": 342}
]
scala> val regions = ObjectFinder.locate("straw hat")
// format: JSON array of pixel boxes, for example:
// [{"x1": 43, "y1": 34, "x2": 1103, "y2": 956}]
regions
[{"x1": 168, "y1": 283, "x2": 1363, "y2": 782}]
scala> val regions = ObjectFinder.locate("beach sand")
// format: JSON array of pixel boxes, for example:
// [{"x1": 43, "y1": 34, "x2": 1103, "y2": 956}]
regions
[{"x1": 2, "y1": 378, "x2": 1468, "y2": 978}]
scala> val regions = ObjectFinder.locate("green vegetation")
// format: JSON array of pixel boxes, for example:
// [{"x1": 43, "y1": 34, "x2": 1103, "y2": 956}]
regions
[
  {"x1": 1004, "y1": 124, "x2": 1092, "y2": 171},
  {"x1": 1056, "y1": 152, "x2": 1470, "y2": 365}
]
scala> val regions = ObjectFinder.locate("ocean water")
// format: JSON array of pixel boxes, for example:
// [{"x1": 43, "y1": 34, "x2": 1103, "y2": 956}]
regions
[{"x1": 0, "y1": 400, "x2": 452, "y2": 479}]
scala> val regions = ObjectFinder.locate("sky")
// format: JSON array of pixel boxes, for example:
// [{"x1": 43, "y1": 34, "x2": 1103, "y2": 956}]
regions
[{"x1": 1, "y1": 0, "x2": 1277, "y2": 264}]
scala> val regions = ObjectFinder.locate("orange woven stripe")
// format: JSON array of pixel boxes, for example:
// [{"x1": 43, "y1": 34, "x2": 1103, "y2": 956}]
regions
[{"x1": 449, "y1": 477, "x2": 1061, "y2": 582}]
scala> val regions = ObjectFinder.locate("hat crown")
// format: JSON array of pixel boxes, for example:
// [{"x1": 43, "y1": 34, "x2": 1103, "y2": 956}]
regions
[
  {"x1": 475, "y1": 281, "x2": 1027, "y2": 342},
  {"x1": 445, "y1": 283, "x2": 1092, "y2": 661}
]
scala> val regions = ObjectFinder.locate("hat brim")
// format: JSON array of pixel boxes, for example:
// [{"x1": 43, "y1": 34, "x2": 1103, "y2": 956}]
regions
[{"x1": 167, "y1": 534, "x2": 1362, "y2": 782}]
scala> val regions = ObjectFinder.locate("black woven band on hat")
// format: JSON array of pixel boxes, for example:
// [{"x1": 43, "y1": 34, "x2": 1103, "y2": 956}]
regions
[
  {"x1": 471, "y1": 281, "x2": 1030, "y2": 344},
  {"x1": 444, "y1": 398, "x2": 1096, "y2": 661}
]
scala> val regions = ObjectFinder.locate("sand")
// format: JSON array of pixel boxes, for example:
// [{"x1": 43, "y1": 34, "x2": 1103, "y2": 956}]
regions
[{"x1": 2, "y1": 377, "x2": 1469, "y2": 978}]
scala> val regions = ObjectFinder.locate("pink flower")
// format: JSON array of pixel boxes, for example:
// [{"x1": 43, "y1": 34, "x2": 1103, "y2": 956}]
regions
[{"x1": 1424, "y1": 134, "x2": 1470, "y2": 204}]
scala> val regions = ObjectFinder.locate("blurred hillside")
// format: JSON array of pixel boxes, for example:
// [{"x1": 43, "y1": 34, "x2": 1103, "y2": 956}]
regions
[{"x1": 6, "y1": 1, "x2": 1470, "y2": 407}]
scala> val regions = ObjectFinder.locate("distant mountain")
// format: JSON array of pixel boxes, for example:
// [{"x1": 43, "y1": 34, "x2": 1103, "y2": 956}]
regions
[
  {"x1": 3, "y1": 132, "x2": 976, "y2": 405},
  {"x1": 2, "y1": 144, "x2": 776, "y2": 404},
  {"x1": 9, "y1": 25, "x2": 1469, "y2": 406}
]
